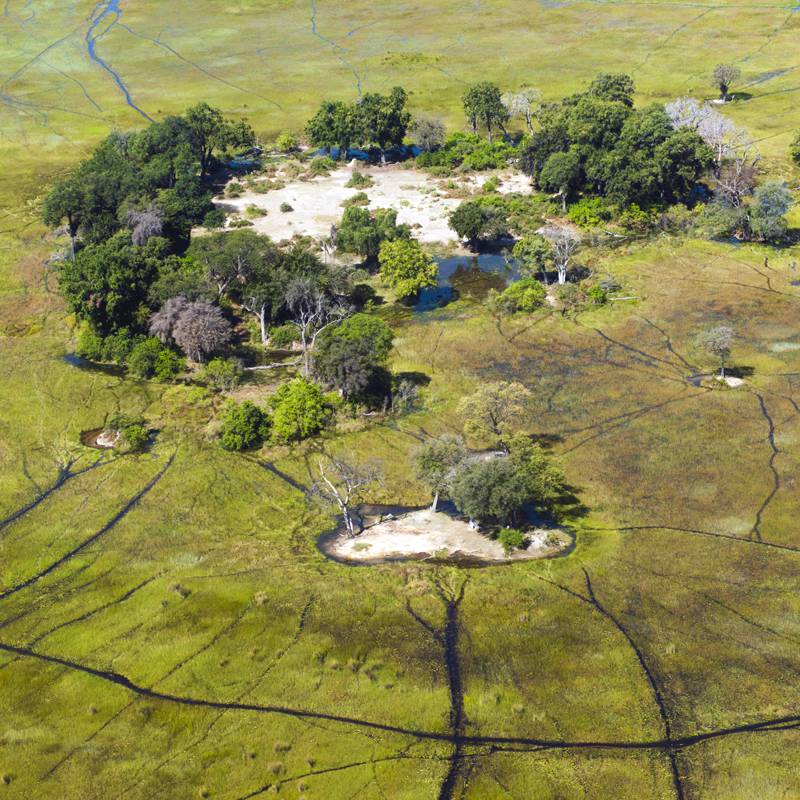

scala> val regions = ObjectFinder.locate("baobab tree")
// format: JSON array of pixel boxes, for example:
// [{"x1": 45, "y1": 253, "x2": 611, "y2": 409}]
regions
[
  {"x1": 125, "y1": 206, "x2": 164, "y2": 246},
  {"x1": 151, "y1": 298, "x2": 232, "y2": 362},
  {"x1": 540, "y1": 226, "x2": 580, "y2": 285},
  {"x1": 149, "y1": 296, "x2": 190, "y2": 345},
  {"x1": 312, "y1": 456, "x2": 380, "y2": 537}
]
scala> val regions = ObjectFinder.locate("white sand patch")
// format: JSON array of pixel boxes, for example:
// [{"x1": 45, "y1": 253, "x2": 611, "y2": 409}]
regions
[
  {"x1": 96, "y1": 430, "x2": 120, "y2": 448},
  {"x1": 324, "y1": 508, "x2": 569, "y2": 564},
  {"x1": 215, "y1": 165, "x2": 532, "y2": 246},
  {"x1": 717, "y1": 375, "x2": 745, "y2": 388},
  {"x1": 218, "y1": 164, "x2": 460, "y2": 244}
]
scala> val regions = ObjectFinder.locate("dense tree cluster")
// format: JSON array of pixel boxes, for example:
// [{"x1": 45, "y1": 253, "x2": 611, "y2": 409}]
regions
[
  {"x1": 305, "y1": 87, "x2": 411, "y2": 161},
  {"x1": 43, "y1": 104, "x2": 254, "y2": 249},
  {"x1": 415, "y1": 433, "x2": 565, "y2": 528},
  {"x1": 520, "y1": 74, "x2": 714, "y2": 207}
]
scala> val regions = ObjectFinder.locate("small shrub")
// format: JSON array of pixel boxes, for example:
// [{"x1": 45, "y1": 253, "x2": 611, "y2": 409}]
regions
[
  {"x1": 307, "y1": 156, "x2": 336, "y2": 177},
  {"x1": 271, "y1": 378, "x2": 328, "y2": 442},
  {"x1": 619, "y1": 203, "x2": 657, "y2": 233},
  {"x1": 494, "y1": 278, "x2": 547, "y2": 314},
  {"x1": 567, "y1": 197, "x2": 610, "y2": 229},
  {"x1": 555, "y1": 282, "x2": 585, "y2": 315},
  {"x1": 75, "y1": 321, "x2": 106, "y2": 361},
  {"x1": 482, "y1": 176, "x2": 501, "y2": 193},
  {"x1": 228, "y1": 218, "x2": 254, "y2": 228},
  {"x1": 153, "y1": 349, "x2": 185, "y2": 381},
  {"x1": 203, "y1": 357, "x2": 244, "y2": 390},
  {"x1": 245, "y1": 205, "x2": 265, "y2": 219},
  {"x1": 347, "y1": 171, "x2": 374, "y2": 189},
  {"x1": 342, "y1": 191, "x2": 370, "y2": 208},
  {"x1": 587, "y1": 284, "x2": 608, "y2": 305},
  {"x1": 275, "y1": 131, "x2": 299, "y2": 153},
  {"x1": 269, "y1": 323, "x2": 299, "y2": 349},
  {"x1": 497, "y1": 528, "x2": 528, "y2": 554},
  {"x1": 279, "y1": 202, "x2": 293, "y2": 213},
  {"x1": 203, "y1": 208, "x2": 226, "y2": 229},
  {"x1": 107, "y1": 412, "x2": 150, "y2": 452},
  {"x1": 127, "y1": 337, "x2": 183, "y2": 380},
  {"x1": 220, "y1": 400, "x2": 270, "y2": 451},
  {"x1": 101, "y1": 328, "x2": 142, "y2": 364},
  {"x1": 226, "y1": 181, "x2": 244, "y2": 198}
]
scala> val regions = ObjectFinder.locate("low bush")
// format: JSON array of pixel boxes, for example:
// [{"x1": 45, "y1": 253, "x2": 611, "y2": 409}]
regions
[
  {"x1": 567, "y1": 197, "x2": 610, "y2": 229},
  {"x1": 271, "y1": 378, "x2": 328, "y2": 442},
  {"x1": 269, "y1": 323, "x2": 299, "y2": 349},
  {"x1": 220, "y1": 401, "x2": 271, "y2": 451},
  {"x1": 347, "y1": 171, "x2": 374, "y2": 189},
  {"x1": 497, "y1": 528, "x2": 528, "y2": 554},
  {"x1": 203, "y1": 357, "x2": 244, "y2": 390},
  {"x1": 341, "y1": 191, "x2": 370, "y2": 208},
  {"x1": 491, "y1": 278, "x2": 547, "y2": 314},
  {"x1": 417, "y1": 133, "x2": 516, "y2": 172}
]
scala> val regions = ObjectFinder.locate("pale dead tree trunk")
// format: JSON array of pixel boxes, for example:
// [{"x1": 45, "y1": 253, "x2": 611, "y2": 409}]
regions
[
  {"x1": 313, "y1": 458, "x2": 379, "y2": 538},
  {"x1": 541, "y1": 226, "x2": 581, "y2": 285},
  {"x1": 431, "y1": 491, "x2": 439, "y2": 512},
  {"x1": 284, "y1": 278, "x2": 350, "y2": 378}
]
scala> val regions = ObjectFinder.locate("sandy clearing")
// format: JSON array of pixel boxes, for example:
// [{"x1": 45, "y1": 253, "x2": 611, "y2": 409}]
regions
[
  {"x1": 322, "y1": 508, "x2": 569, "y2": 564},
  {"x1": 216, "y1": 163, "x2": 531, "y2": 246}
]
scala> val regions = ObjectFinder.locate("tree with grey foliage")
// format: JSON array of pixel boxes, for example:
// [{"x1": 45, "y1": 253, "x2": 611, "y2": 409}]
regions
[
  {"x1": 698, "y1": 326, "x2": 733, "y2": 378},
  {"x1": 410, "y1": 117, "x2": 445, "y2": 152},
  {"x1": 540, "y1": 226, "x2": 580, "y2": 285},
  {"x1": 312, "y1": 456, "x2": 380, "y2": 537},
  {"x1": 149, "y1": 296, "x2": 190, "y2": 345},
  {"x1": 125, "y1": 206, "x2": 164, "y2": 246},
  {"x1": 463, "y1": 82, "x2": 509, "y2": 144},
  {"x1": 283, "y1": 277, "x2": 350, "y2": 377},
  {"x1": 502, "y1": 87, "x2": 541, "y2": 132},
  {"x1": 712, "y1": 64, "x2": 741, "y2": 103},
  {"x1": 413, "y1": 434, "x2": 467, "y2": 511},
  {"x1": 152, "y1": 298, "x2": 232, "y2": 362},
  {"x1": 665, "y1": 97, "x2": 735, "y2": 165},
  {"x1": 750, "y1": 181, "x2": 793, "y2": 242}
]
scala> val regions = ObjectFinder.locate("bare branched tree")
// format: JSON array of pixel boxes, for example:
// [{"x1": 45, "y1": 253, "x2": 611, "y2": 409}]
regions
[
  {"x1": 283, "y1": 277, "x2": 350, "y2": 377},
  {"x1": 312, "y1": 457, "x2": 380, "y2": 537},
  {"x1": 149, "y1": 296, "x2": 190, "y2": 344},
  {"x1": 317, "y1": 225, "x2": 338, "y2": 265},
  {"x1": 540, "y1": 226, "x2": 581, "y2": 285},
  {"x1": 501, "y1": 87, "x2": 541, "y2": 133},
  {"x1": 715, "y1": 132, "x2": 760, "y2": 207}
]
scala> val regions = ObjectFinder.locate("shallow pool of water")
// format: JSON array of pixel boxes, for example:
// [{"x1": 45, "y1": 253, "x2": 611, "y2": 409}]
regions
[{"x1": 415, "y1": 253, "x2": 520, "y2": 311}]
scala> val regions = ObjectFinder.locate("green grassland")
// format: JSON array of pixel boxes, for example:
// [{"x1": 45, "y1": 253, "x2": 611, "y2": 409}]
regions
[{"x1": 2, "y1": 1, "x2": 800, "y2": 798}]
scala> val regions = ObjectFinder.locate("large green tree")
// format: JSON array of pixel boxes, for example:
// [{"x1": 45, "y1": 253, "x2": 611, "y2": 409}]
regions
[
  {"x1": 449, "y1": 458, "x2": 530, "y2": 527},
  {"x1": 58, "y1": 232, "x2": 163, "y2": 332},
  {"x1": 463, "y1": 82, "x2": 509, "y2": 144},
  {"x1": 378, "y1": 238, "x2": 438, "y2": 301},
  {"x1": 414, "y1": 434, "x2": 467, "y2": 511},
  {"x1": 356, "y1": 87, "x2": 411, "y2": 161},
  {"x1": 184, "y1": 102, "x2": 256, "y2": 175}
]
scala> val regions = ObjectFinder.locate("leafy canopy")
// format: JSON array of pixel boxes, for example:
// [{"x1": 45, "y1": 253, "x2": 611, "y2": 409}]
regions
[{"x1": 378, "y1": 238, "x2": 438, "y2": 300}]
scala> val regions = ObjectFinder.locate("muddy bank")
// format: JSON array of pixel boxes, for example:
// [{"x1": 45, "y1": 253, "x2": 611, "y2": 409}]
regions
[{"x1": 318, "y1": 506, "x2": 573, "y2": 566}]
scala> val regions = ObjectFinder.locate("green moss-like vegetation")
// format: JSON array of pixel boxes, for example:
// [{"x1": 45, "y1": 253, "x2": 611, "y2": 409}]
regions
[{"x1": 1, "y1": 2, "x2": 800, "y2": 798}]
